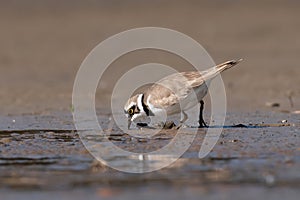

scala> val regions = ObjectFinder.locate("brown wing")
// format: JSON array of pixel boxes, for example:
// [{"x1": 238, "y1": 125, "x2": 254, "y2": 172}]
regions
[
  {"x1": 144, "y1": 71, "x2": 204, "y2": 109},
  {"x1": 144, "y1": 59, "x2": 242, "y2": 109}
]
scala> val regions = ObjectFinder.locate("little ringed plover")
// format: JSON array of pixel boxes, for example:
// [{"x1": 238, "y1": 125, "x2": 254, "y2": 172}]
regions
[{"x1": 124, "y1": 59, "x2": 242, "y2": 129}]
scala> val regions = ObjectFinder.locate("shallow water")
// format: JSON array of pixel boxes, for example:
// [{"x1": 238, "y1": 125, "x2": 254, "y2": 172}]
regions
[{"x1": 0, "y1": 111, "x2": 299, "y2": 199}]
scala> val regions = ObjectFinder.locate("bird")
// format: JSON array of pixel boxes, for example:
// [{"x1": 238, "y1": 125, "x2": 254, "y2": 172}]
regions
[{"x1": 124, "y1": 59, "x2": 242, "y2": 129}]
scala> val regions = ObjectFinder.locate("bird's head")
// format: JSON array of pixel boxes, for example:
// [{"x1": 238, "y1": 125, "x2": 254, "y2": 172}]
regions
[{"x1": 124, "y1": 94, "x2": 146, "y2": 129}]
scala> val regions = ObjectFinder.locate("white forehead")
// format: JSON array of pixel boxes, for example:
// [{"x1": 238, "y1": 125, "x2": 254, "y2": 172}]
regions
[{"x1": 124, "y1": 94, "x2": 143, "y2": 111}]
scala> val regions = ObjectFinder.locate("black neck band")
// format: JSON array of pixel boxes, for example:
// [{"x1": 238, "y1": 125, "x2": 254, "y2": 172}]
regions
[{"x1": 141, "y1": 94, "x2": 153, "y2": 116}]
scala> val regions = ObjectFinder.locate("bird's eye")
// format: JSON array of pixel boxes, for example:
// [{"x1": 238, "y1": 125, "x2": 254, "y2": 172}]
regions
[{"x1": 128, "y1": 108, "x2": 134, "y2": 115}]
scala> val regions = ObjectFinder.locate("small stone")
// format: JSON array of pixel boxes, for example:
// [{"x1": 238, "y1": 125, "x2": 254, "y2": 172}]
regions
[
  {"x1": 163, "y1": 121, "x2": 176, "y2": 129},
  {"x1": 265, "y1": 102, "x2": 280, "y2": 107},
  {"x1": 264, "y1": 174, "x2": 275, "y2": 186},
  {"x1": 138, "y1": 138, "x2": 148, "y2": 143},
  {"x1": 284, "y1": 157, "x2": 294, "y2": 164},
  {"x1": 232, "y1": 124, "x2": 248, "y2": 128},
  {"x1": 108, "y1": 136, "x2": 125, "y2": 141}
]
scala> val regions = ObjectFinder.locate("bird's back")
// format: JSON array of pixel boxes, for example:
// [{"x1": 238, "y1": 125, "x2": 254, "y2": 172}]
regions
[{"x1": 144, "y1": 59, "x2": 242, "y2": 111}]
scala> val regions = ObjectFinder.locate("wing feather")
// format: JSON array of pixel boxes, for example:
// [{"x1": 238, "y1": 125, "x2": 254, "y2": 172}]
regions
[{"x1": 144, "y1": 59, "x2": 242, "y2": 109}]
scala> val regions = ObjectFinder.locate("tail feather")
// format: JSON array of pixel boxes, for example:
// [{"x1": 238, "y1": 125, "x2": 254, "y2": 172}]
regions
[
  {"x1": 202, "y1": 58, "x2": 242, "y2": 81},
  {"x1": 216, "y1": 58, "x2": 243, "y2": 72}
]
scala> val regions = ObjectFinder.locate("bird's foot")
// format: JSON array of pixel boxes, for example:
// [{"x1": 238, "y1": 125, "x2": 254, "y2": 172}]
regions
[{"x1": 198, "y1": 120, "x2": 208, "y2": 128}]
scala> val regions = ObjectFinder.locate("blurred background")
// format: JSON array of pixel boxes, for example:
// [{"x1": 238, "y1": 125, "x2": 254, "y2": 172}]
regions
[
  {"x1": 0, "y1": 1, "x2": 300, "y2": 199},
  {"x1": 0, "y1": 0, "x2": 299, "y2": 115}
]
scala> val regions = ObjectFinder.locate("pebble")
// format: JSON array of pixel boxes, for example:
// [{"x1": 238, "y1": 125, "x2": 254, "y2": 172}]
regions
[
  {"x1": 163, "y1": 121, "x2": 176, "y2": 129},
  {"x1": 264, "y1": 174, "x2": 275, "y2": 186},
  {"x1": 232, "y1": 124, "x2": 248, "y2": 128},
  {"x1": 265, "y1": 102, "x2": 280, "y2": 108},
  {"x1": 138, "y1": 138, "x2": 148, "y2": 143}
]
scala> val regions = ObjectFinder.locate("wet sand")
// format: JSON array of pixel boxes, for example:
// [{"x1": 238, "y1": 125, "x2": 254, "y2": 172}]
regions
[
  {"x1": 0, "y1": 112, "x2": 299, "y2": 199},
  {"x1": 0, "y1": 0, "x2": 300, "y2": 199}
]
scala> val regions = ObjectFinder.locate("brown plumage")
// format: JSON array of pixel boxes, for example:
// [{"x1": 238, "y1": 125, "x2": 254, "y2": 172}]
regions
[
  {"x1": 143, "y1": 59, "x2": 242, "y2": 112},
  {"x1": 124, "y1": 59, "x2": 242, "y2": 128}
]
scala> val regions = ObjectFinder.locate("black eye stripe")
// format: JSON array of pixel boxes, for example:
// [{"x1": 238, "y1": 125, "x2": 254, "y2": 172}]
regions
[
  {"x1": 127, "y1": 105, "x2": 136, "y2": 115},
  {"x1": 127, "y1": 104, "x2": 141, "y2": 115}
]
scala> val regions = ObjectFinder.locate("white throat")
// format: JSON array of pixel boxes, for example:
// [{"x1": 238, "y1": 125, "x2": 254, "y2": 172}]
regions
[{"x1": 136, "y1": 94, "x2": 144, "y2": 113}]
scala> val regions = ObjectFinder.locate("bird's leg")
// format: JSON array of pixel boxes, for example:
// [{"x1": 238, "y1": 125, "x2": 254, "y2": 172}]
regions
[
  {"x1": 180, "y1": 111, "x2": 188, "y2": 123},
  {"x1": 198, "y1": 100, "x2": 208, "y2": 128},
  {"x1": 177, "y1": 111, "x2": 188, "y2": 129}
]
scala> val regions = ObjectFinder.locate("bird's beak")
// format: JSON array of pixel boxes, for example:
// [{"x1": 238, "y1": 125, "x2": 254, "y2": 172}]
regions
[{"x1": 127, "y1": 118, "x2": 132, "y2": 129}]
